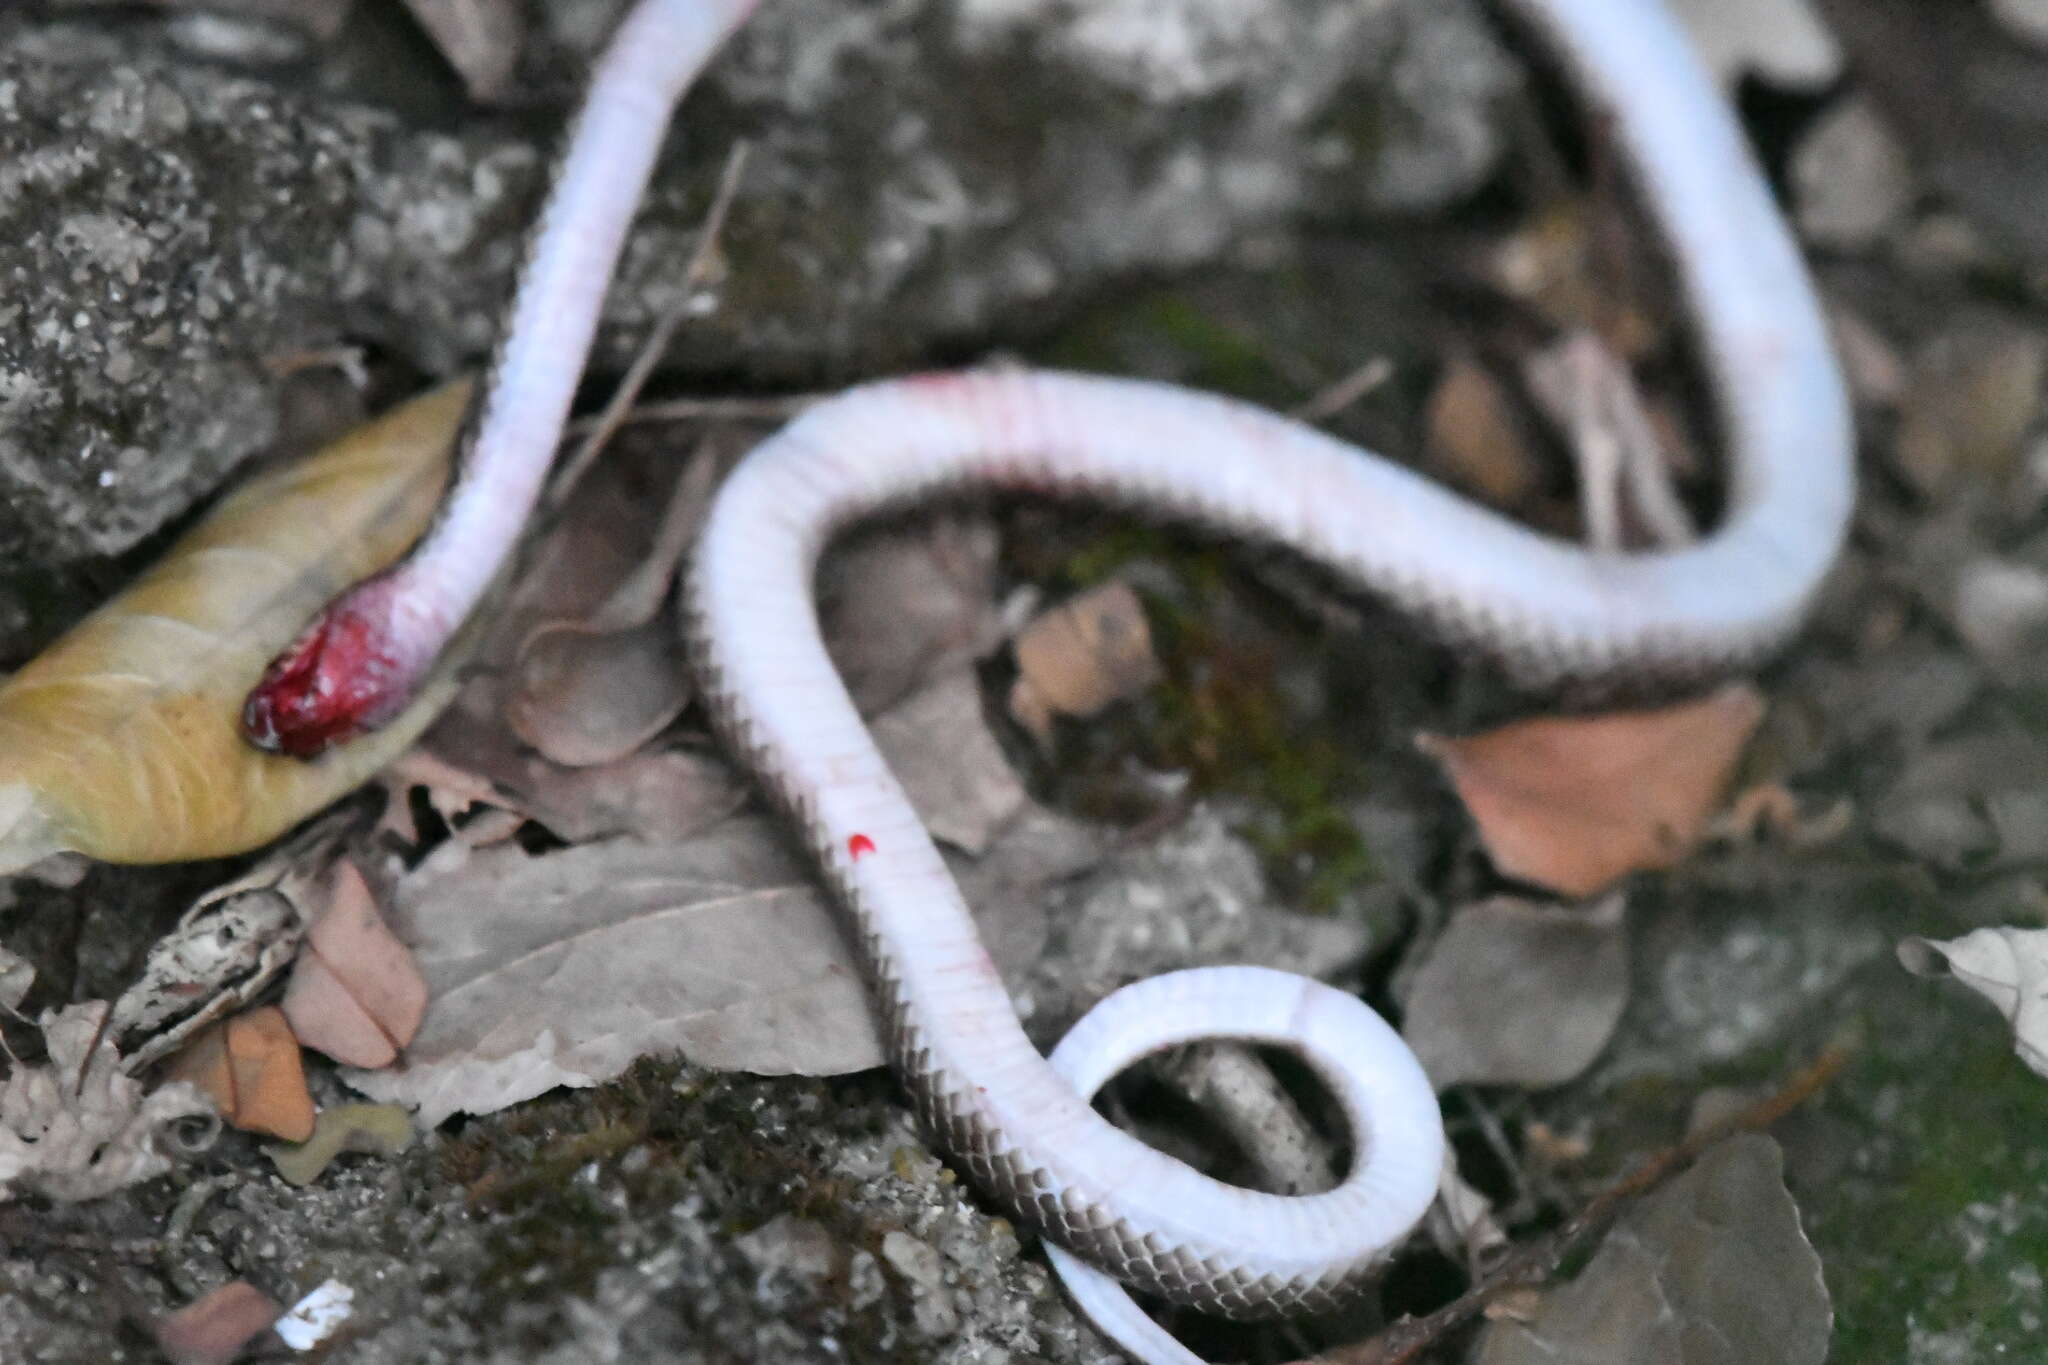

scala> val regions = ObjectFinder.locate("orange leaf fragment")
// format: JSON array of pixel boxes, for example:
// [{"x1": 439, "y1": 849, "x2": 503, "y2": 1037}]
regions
[
  {"x1": 1419, "y1": 683, "x2": 1766, "y2": 898},
  {"x1": 1008, "y1": 580, "x2": 1162, "y2": 745},
  {"x1": 165, "y1": 1006, "x2": 314, "y2": 1142},
  {"x1": 282, "y1": 859, "x2": 429, "y2": 1068},
  {"x1": 155, "y1": 1280, "x2": 283, "y2": 1365}
]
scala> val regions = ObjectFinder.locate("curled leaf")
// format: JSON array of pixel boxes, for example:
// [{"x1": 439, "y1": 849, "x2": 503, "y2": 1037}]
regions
[{"x1": 0, "y1": 384, "x2": 476, "y2": 873}]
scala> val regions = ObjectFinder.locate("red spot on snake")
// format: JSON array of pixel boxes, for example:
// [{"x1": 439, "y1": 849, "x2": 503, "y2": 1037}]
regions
[
  {"x1": 848, "y1": 833, "x2": 876, "y2": 860},
  {"x1": 241, "y1": 575, "x2": 411, "y2": 759}
]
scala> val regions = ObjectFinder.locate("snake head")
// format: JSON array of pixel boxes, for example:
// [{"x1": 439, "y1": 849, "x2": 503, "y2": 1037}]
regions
[{"x1": 241, "y1": 572, "x2": 421, "y2": 759}]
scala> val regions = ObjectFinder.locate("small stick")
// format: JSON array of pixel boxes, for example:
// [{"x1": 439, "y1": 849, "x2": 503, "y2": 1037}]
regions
[{"x1": 546, "y1": 139, "x2": 753, "y2": 510}]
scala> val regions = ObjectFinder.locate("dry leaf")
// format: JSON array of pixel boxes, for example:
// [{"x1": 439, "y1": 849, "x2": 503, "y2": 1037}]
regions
[
  {"x1": 282, "y1": 859, "x2": 428, "y2": 1068},
  {"x1": 503, "y1": 623, "x2": 691, "y2": 767},
  {"x1": 1007, "y1": 580, "x2": 1162, "y2": 745},
  {"x1": 401, "y1": 0, "x2": 524, "y2": 103},
  {"x1": 1899, "y1": 926, "x2": 2048, "y2": 1077},
  {"x1": 165, "y1": 1006, "x2": 314, "y2": 1142},
  {"x1": 1424, "y1": 352, "x2": 1541, "y2": 511},
  {"x1": 1475, "y1": 1135, "x2": 1831, "y2": 1365},
  {"x1": 1420, "y1": 684, "x2": 1765, "y2": 898},
  {"x1": 341, "y1": 826, "x2": 887, "y2": 1127},
  {"x1": 265, "y1": 1103, "x2": 414, "y2": 1186},
  {"x1": 0, "y1": 384, "x2": 475, "y2": 874},
  {"x1": 1402, "y1": 894, "x2": 1629, "y2": 1089},
  {"x1": 875, "y1": 668, "x2": 1026, "y2": 855},
  {"x1": 822, "y1": 515, "x2": 1004, "y2": 717},
  {"x1": 503, "y1": 445, "x2": 713, "y2": 766},
  {"x1": 154, "y1": 1281, "x2": 283, "y2": 1365},
  {"x1": 1668, "y1": 0, "x2": 1842, "y2": 88},
  {"x1": 0, "y1": 1001, "x2": 215, "y2": 1202}
]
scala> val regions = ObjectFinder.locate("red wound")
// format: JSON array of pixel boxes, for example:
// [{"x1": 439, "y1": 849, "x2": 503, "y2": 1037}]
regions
[
  {"x1": 847, "y1": 833, "x2": 876, "y2": 860},
  {"x1": 241, "y1": 593, "x2": 407, "y2": 759}
]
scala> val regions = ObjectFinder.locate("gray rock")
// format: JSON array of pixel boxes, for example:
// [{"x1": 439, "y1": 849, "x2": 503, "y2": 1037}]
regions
[{"x1": 0, "y1": 0, "x2": 1515, "y2": 584}]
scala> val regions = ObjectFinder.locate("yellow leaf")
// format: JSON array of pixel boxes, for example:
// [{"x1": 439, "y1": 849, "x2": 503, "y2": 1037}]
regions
[{"x1": 0, "y1": 383, "x2": 473, "y2": 873}]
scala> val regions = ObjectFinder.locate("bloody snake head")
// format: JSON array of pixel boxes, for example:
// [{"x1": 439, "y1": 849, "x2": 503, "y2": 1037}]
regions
[{"x1": 241, "y1": 573, "x2": 417, "y2": 759}]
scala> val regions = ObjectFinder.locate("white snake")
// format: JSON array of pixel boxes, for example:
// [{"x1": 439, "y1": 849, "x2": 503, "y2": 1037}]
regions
[{"x1": 243, "y1": 2, "x2": 1854, "y2": 1360}]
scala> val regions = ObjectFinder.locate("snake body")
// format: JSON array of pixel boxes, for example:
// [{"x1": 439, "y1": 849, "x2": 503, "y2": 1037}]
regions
[{"x1": 245, "y1": 1, "x2": 1853, "y2": 1360}]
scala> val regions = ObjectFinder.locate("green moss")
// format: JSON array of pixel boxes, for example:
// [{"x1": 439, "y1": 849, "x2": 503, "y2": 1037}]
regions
[
  {"x1": 1035, "y1": 525, "x2": 1382, "y2": 913},
  {"x1": 1809, "y1": 986, "x2": 2048, "y2": 1359},
  {"x1": 1044, "y1": 290, "x2": 1300, "y2": 405}
]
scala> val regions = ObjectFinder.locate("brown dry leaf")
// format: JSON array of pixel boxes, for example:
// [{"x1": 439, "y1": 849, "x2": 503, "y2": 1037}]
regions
[
  {"x1": 1007, "y1": 580, "x2": 1162, "y2": 745},
  {"x1": 165, "y1": 1006, "x2": 315, "y2": 1142},
  {"x1": 408, "y1": 701, "x2": 748, "y2": 846},
  {"x1": 0, "y1": 384, "x2": 476, "y2": 875},
  {"x1": 1424, "y1": 352, "x2": 1542, "y2": 511},
  {"x1": 281, "y1": 859, "x2": 428, "y2": 1068},
  {"x1": 822, "y1": 514, "x2": 1004, "y2": 717},
  {"x1": 1402, "y1": 894, "x2": 1629, "y2": 1089},
  {"x1": 1419, "y1": 684, "x2": 1766, "y2": 898},
  {"x1": 401, "y1": 0, "x2": 524, "y2": 103},
  {"x1": 502, "y1": 443, "x2": 714, "y2": 767},
  {"x1": 155, "y1": 1280, "x2": 284, "y2": 1365},
  {"x1": 340, "y1": 826, "x2": 887, "y2": 1127}
]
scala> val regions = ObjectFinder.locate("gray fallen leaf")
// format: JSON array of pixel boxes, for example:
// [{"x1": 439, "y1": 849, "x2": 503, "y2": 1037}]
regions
[
  {"x1": 1871, "y1": 726, "x2": 2048, "y2": 870},
  {"x1": 821, "y1": 514, "x2": 1004, "y2": 717},
  {"x1": 872, "y1": 667, "x2": 1026, "y2": 856},
  {"x1": 1476, "y1": 1134, "x2": 1831, "y2": 1365},
  {"x1": 1669, "y1": 0, "x2": 1841, "y2": 88},
  {"x1": 1401, "y1": 894, "x2": 1628, "y2": 1090},
  {"x1": 1899, "y1": 925, "x2": 2048, "y2": 1077},
  {"x1": 342, "y1": 823, "x2": 886, "y2": 1127},
  {"x1": 1791, "y1": 98, "x2": 1916, "y2": 249}
]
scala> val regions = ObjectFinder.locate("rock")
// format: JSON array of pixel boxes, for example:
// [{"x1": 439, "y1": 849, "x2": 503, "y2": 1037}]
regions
[{"x1": 0, "y1": 0, "x2": 1516, "y2": 593}]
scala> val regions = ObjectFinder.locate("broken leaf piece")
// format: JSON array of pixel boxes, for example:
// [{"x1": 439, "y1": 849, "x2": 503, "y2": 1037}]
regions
[
  {"x1": 154, "y1": 1280, "x2": 283, "y2": 1365},
  {"x1": 822, "y1": 514, "x2": 1004, "y2": 717},
  {"x1": 282, "y1": 859, "x2": 429, "y2": 1068},
  {"x1": 1899, "y1": 926, "x2": 2048, "y2": 1078},
  {"x1": 164, "y1": 1006, "x2": 314, "y2": 1142},
  {"x1": 1008, "y1": 580, "x2": 1162, "y2": 745},
  {"x1": 341, "y1": 824, "x2": 888, "y2": 1128},
  {"x1": 0, "y1": 1001, "x2": 214, "y2": 1202},
  {"x1": 0, "y1": 384, "x2": 475, "y2": 874},
  {"x1": 1420, "y1": 683, "x2": 1765, "y2": 898},
  {"x1": 1402, "y1": 894, "x2": 1628, "y2": 1090},
  {"x1": 875, "y1": 668, "x2": 1027, "y2": 856},
  {"x1": 265, "y1": 1103, "x2": 414, "y2": 1186},
  {"x1": 1475, "y1": 1134, "x2": 1830, "y2": 1365}
]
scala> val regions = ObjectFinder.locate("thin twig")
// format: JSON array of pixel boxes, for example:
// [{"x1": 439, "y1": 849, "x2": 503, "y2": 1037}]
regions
[
  {"x1": 571, "y1": 392, "x2": 819, "y2": 433},
  {"x1": 1292, "y1": 356, "x2": 1395, "y2": 423},
  {"x1": 546, "y1": 140, "x2": 753, "y2": 510},
  {"x1": 1298, "y1": 1042, "x2": 1850, "y2": 1365}
]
